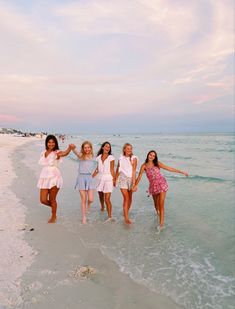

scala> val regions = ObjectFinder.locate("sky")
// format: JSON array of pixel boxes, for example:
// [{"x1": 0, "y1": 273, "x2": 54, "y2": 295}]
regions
[{"x1": 0, "y1": 0, "x2": 234, "y2": 133}]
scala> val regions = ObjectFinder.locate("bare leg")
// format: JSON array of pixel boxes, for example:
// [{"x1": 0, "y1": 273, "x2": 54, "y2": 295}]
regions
[
  {"x1": 128, "y1": 190, "x2": 133, "y2": 210},
  {"x1": 48, "y1": 186, "x2": 60, "y2": 223},
  {"x1": 40, "y1": 189, "x2": 51, "y2": 207},
  {"x1": 158, "y1": 191, "x2": 166, "y2": 228},
  {"x1": 104, "y1": 193, "x2": 112, "y2": 218},
  {"x1": 152, "y1": 194, "x2": 160, "y2": 216},
  {"x1": 120, "y1": 189, "x2": 132, "y2": 224},
  {"x1": 79, "y1": 190, "x2": 87, "y2": 224},
  {"x1": 98, "y1": 191, "x2": 105, "y2": 211},
  {"x1": 87, "y1": 190, "x2": 94, "y2": 213}
]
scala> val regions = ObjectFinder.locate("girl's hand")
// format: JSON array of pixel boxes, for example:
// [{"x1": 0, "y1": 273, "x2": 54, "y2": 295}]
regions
[
  {"x1": 182, "y1": 171, "x2": 189, "y2": 177},
  {"x1": 132, "y1": 185, "x2": 137, "y2": 192},
  {"x1": 69, "y1": 143, "x2": 76, "y2": 150},
  {"x1": 92, "y1": 169, "x2": 98, "y2": 178}
]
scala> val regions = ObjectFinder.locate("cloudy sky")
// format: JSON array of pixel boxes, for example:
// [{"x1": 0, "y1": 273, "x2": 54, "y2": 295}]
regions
[{"x1": 0, "y1": 0, "x2": 234, "y2": 133}]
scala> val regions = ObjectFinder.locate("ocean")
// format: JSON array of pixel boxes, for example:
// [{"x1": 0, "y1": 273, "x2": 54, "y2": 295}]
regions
[{"x1": 26, "y1": 133, "x2": 235, "y2": 309}]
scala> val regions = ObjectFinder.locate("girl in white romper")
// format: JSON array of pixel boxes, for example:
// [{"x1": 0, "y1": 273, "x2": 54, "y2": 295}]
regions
[
  {"x1": 115, "y1": 143, "x2": 138, "y2": 224},
  {"x1": 94, "y1": 141, "x2": 115, "y2": 222}
]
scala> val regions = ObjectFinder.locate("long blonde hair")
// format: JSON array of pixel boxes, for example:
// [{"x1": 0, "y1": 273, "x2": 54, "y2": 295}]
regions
[
  {"x1": 122, "y1": 143, "x2": 133, "y2": 157},
  {"x1": 80, "y1": 141, "x2": 94, "y2": 159}
]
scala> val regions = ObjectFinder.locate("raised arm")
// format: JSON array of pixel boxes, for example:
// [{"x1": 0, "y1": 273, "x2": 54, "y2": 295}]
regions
[
  {"x1": 69, "y1": 144, "x2": 82, "y2": 159},
  {"x1": 132, "y1": 163, "x2": 146, "y2": 191},
  {"x1": 158, "y1": 161, "x2": 188, "y2": 176},
  {"x1": 57, "y1": 145, "x2": 71, "y2": 158}
]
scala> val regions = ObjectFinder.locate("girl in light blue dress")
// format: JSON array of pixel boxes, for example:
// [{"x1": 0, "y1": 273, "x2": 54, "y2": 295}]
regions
[{"x1": 70, "y1": 141, "x2": 97, "y2": 224}]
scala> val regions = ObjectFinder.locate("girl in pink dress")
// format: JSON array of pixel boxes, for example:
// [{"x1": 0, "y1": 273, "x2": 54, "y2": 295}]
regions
[
  {"x1": 133, "y1": 150, "x2": 188, "y2": 230},
  {"x1": 37, "y1": 135, "x2": 71, "y2": 223}
]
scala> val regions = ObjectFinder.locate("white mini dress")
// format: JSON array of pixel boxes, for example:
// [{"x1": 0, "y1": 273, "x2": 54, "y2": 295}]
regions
[
  {"x1": 37, "y1": 150, "x2": 63, "y2": 189},
  {"x1": 96, "y1": 154, "x2": 115, "y2": 193}
]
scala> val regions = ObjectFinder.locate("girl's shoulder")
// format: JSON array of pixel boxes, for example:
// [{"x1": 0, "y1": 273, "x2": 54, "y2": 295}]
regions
[
  {"x1": 146, "y1": 163, "x2": 158, "y2": 170},
  {"x1": 51, "y1": 150, "x2": 59, "y2": 156},
  {"x1": 131, "y1": 155, "x2": 138, "y2": 163},
  {"x1": 96, "y1": 154, "x2": 102, "y2": 161},
  {"x1": 87, "y1": 156, "x2": 96, "y2": 162},
  {"x1": 41, "y1": 150, "x2": 56, "y2": 157},
  {"x1": 108, "y1": 154, "x2": 115, "y2": 161},
  {"x1": 118, "y1": 154, "x2": 124, "y2": 161}
]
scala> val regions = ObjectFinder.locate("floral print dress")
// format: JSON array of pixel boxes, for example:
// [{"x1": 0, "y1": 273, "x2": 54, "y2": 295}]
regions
[{"x1": 145, "y1": 166, "x2": 168, "y2": 195}]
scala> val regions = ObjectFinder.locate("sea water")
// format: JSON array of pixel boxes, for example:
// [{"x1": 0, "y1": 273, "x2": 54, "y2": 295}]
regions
[{"x1": 26, "y1": 133, "x2": 235, "y2": 309}]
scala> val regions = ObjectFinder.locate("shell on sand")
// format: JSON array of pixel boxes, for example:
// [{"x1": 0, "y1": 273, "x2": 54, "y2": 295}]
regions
[{"x1": 69, "y1": 265, "x2": 96, "y2": 279}]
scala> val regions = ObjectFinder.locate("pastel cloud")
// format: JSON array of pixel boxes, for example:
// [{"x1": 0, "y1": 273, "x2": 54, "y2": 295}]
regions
[
  {"x1": 55, "y1": 0, "x2": 197, "y2": 41},
  {"x1": 0, "y1": 1, "x2": 46, "y2": 43},
  {"x1": 0, "y1": 0, "x2": 233, "y2": 132},
  {"x1": 0, "y1": 113, "x2": 21, "y2": 122}
]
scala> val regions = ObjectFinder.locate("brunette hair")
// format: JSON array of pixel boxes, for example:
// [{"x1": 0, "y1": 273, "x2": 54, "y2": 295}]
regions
[
  {"x1": 45, "y1": 135, "x2": 59, "y2": 151},
  {"x1": 145, "y1": 150, "x2": 159, "y2": 167},
  {"x1": 97, "y1": 141, "x2": 112, "y2": 156}
]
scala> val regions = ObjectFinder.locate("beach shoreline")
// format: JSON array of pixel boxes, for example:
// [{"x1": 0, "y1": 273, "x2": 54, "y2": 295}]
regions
[
  {"x1": 5, "y1": 136, "x2": 181, "y2": 309},
  {"x1": 0, "y1": 135, "x2": 36, "y2": 308}
]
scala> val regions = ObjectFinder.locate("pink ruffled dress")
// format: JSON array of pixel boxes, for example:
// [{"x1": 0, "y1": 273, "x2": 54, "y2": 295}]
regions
[
  {"x1": 37, "y1": 150, "x2": 63, "y2": 189},
  {"x1": 145, "y1": 165, "x2": 168, "y2": 195}
]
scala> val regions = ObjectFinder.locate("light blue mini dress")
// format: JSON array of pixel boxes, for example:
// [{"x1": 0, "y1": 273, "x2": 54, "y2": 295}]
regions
[{"x1": 75, "y1": 158, "x2": 97, "y2": 190}]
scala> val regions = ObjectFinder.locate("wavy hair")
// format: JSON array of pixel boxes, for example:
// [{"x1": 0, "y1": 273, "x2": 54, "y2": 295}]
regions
[
  {"x1": 122, "y1": 143, "x2": 133, "y2": 157},
  {"x1": 45, "y1": 135, "x2": 59, "y2": 151},
  {"x1": 97, "y1": 141, "x2": 112, "y2": 156},
  {"x1": 80, "y1": 141, "x2": 94, "y2": 159},
  {"x1": 145, "y1": 150, "x2": 158, "y2": 167}
]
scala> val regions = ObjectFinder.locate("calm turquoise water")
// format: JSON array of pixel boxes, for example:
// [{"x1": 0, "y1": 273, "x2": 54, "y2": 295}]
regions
[{"x1": 28, "y1": 133, "x2": 235, "y2": 309}]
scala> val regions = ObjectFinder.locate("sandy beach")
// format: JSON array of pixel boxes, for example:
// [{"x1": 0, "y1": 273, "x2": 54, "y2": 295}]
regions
[
  {"x1": 0, "y1": 135, "x2": 35, "y2": 308},
  {"x1": 1, "y1": 1, "x2": 233, "y2": 308},
  {"x1": 0, "y1": 134, "x2": 182, "y2": 309}
]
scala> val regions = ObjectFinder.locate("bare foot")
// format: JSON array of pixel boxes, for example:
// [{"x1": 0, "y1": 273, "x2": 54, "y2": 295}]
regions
[
  {"x1": 156, "y1": 225, "x2": 164, "y2": 234},
  {"x1": 48, "y1": 216, "x2": 56, "y2": 223},
  {"x1": 104, "y1": 217, "x2": 116, "y2": 223},
  {"x1": 104, "y1": 217, "x2": 111, "y2": 223},
  {"x1": 82, "y1": 218, "x2": 87, "y2": 224},
  {"x1": 100, "y1": 206, "x2": 105, "y2": 212},
  {"x1": 125, "y1": 219, "x2": 132, "y2": 225}
]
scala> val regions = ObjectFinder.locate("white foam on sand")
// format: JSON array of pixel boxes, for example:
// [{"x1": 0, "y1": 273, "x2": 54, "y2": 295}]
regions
[{"x1": 0, "y1": 135, "x2": 36, "y2": 308}]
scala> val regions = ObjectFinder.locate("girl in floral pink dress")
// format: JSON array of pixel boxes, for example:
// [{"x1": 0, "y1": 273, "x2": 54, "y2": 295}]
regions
[{"x1": 133, "y1": 150, "x2": 188, "y2": 230}]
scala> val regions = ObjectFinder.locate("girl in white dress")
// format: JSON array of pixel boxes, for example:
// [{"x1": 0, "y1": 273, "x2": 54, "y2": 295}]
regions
[
  {"x1": 37, "y1": 135, "x2": 71, "y2": 223},
  {"x1": 115, "y1": 143, "x2": 138, "y2": 224},
  {"x1": 94, "y1": 142, "x2": 115, "y2": 221}
]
